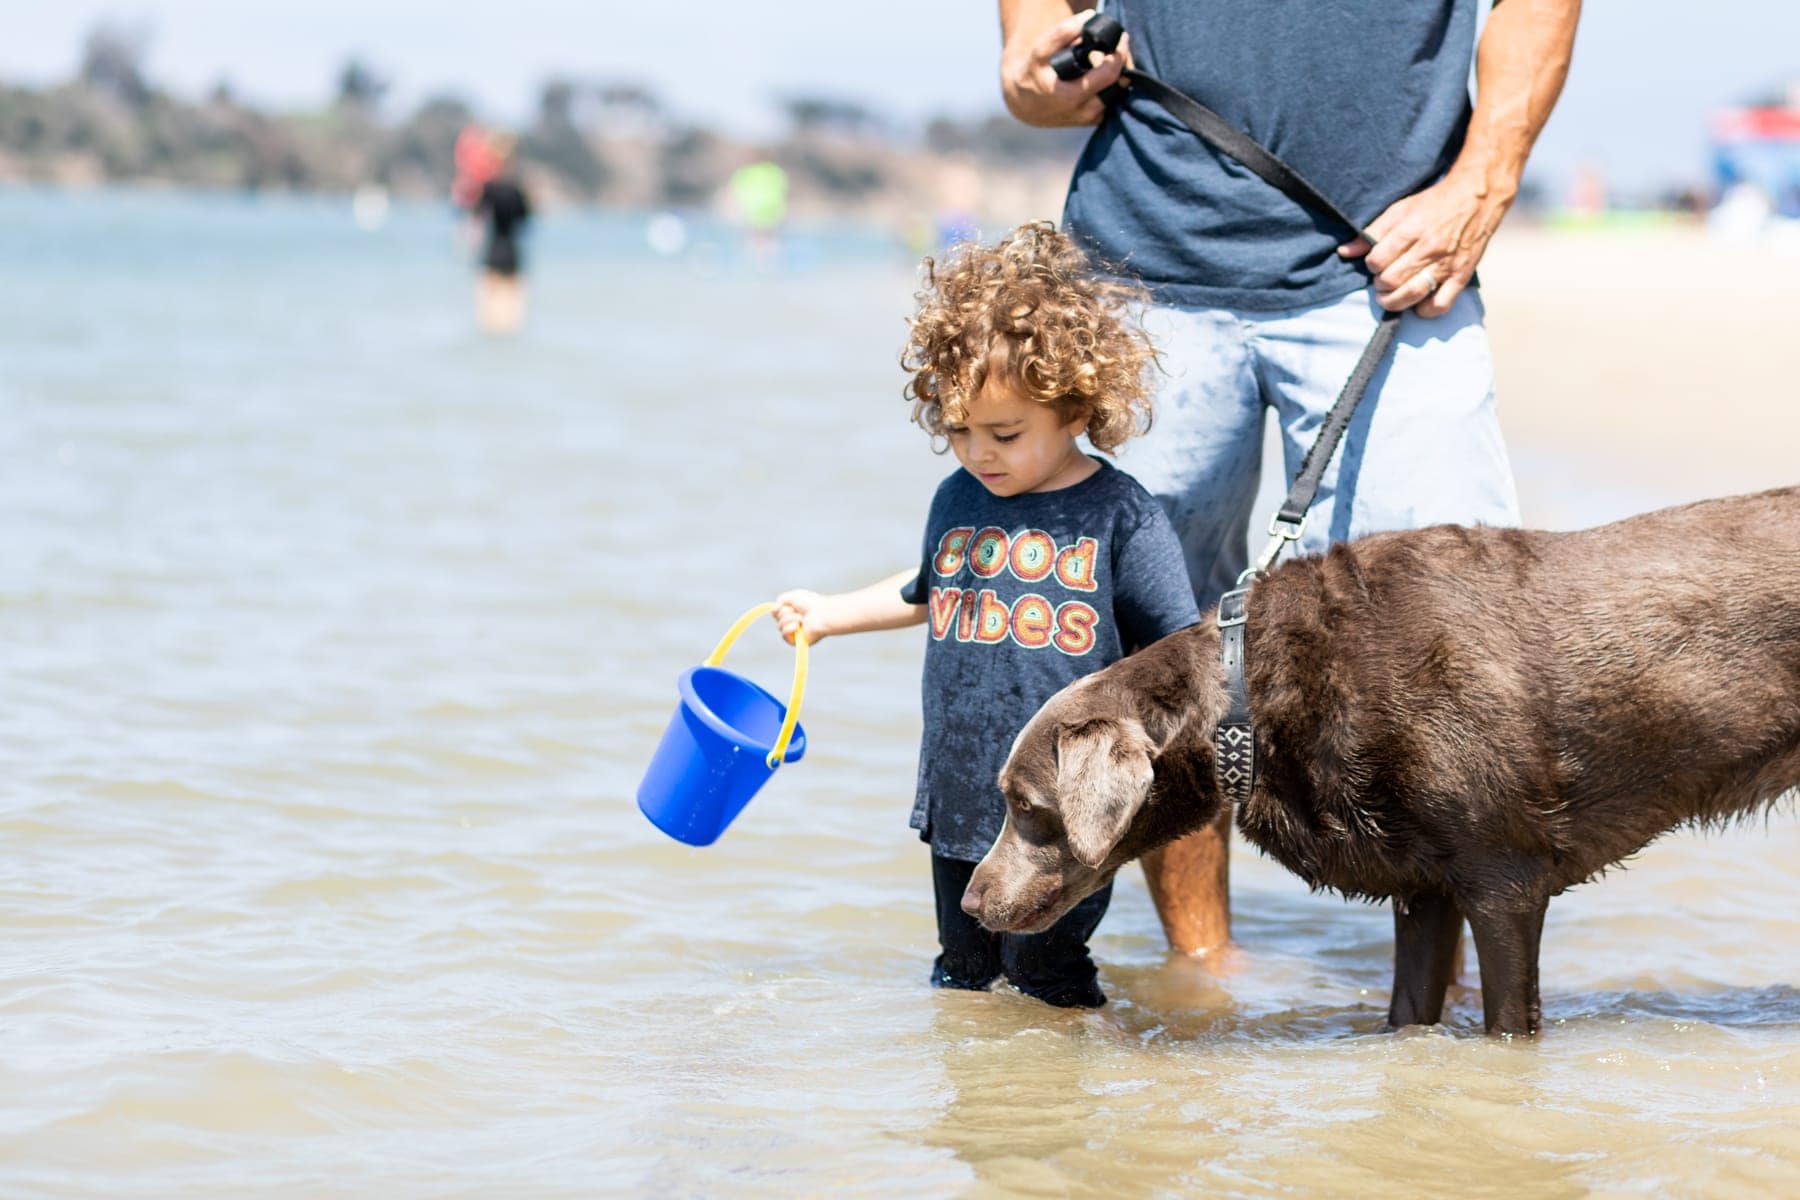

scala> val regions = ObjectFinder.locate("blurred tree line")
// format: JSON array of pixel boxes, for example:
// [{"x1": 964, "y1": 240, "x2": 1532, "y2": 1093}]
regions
[{"x1": 0, "y1": 21, "x2": 1086, "y2": 216}]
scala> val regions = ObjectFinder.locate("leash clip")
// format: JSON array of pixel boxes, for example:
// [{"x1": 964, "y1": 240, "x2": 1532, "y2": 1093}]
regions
[{"x1": 1241, "y1": 514, "x2": 1305, "y2": 584}]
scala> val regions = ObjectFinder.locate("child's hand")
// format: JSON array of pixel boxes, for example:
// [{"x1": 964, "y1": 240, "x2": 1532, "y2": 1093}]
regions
[
  {"x1": 771, "y1": 589, "x2": 836, "y2": 645},
  {"x1": 771, "y1": 570, "x2": 924, "y2": 644}
]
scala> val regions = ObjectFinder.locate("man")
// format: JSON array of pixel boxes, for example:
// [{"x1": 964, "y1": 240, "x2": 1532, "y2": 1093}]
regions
[{"x1": 997, "y1": 0, "x2": 1581, "y2": 954}]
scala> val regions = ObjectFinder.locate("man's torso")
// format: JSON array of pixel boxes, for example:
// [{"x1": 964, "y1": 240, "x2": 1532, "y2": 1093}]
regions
[{"x1": 1063, "y1": 0, "x2": 1484, "y2": 310}]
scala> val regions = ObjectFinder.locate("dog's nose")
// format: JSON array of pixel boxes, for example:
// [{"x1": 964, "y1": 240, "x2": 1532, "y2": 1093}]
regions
[{"x1": 960, "y1": 880, "x2": 986, "y2": 917}]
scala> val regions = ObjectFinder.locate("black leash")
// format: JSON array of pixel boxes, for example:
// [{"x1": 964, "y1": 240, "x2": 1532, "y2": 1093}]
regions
[
  {"x1": 1115, "y1": 65, "x2": 1402, "y2": 578},
  {"x1": 1061, "y1": 18, "x2": 1407, "y2": 807},
  {"x1": 1122, "y1": 71, "x2": 1377, "y2": 248}
]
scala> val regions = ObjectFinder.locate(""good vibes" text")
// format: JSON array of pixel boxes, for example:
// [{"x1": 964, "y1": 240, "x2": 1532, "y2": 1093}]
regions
[{"x1": 926, "y1": 527, "x2": 1102, "y2": 656}]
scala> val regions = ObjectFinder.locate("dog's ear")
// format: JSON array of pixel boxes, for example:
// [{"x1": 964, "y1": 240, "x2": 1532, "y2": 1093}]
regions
[{"x1": 1056, "y1": 718, "x2": 1154, "y2": 868}]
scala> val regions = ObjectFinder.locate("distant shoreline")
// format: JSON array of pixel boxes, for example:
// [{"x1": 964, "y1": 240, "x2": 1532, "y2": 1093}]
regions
[{"x1": 0, "y1": 74, "x2": 1082, "y2": 227}]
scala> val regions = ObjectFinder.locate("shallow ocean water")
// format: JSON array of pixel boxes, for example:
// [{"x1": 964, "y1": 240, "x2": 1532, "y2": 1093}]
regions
[{"x1": 1, "y1": 189, "x2": 1795, "y2": 1197}]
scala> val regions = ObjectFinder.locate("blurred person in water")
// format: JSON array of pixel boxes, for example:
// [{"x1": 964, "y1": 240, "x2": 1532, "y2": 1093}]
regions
[
  {"x1": 469, "y1": 133, "x2": 533, "y2": 335},
  {"x1": 724, "y1": 159, "x2": 789, "y2": 271},
  {"x1": 770, "y1": 223, "x2": 1200, "y2": 1008},
  {"x1": 451, "y1": 122, "x2": 502, "y2": 210}
]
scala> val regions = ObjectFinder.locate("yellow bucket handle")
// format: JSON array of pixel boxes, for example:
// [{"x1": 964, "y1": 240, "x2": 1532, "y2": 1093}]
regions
[{"x1": 704, "y1": 602, "x2": 809, "y2": 770}]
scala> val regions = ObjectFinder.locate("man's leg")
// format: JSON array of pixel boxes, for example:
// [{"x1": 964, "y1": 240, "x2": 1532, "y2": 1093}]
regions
[
  {"x1": 1113, "y1": 302, "x2": 1266, "y2": 955},
  {"x1": 1248, "y1": 287, "x2": 1520, "y2": 550},
  {"x1": 1139, "y1": 805, "x2": 1232, "y2": 954}
]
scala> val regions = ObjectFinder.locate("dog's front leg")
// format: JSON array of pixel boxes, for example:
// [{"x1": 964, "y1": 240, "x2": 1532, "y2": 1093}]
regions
[
  {"x1": 1387, "y1": 891, "x2": 1463, "y2": 1028},
  {"x1": 1464, "y1": 898, "x2": 1548, "y2": 1036}
]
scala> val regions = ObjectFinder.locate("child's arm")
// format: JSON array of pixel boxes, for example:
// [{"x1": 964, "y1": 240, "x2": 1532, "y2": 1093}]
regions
[{"x1": 772, "y1": 568, "x2": 926, "y2": 645}]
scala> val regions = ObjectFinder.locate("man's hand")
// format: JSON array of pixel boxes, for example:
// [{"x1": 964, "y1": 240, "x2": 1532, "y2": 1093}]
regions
[
  {"x1": 1336, "y1": 169, "x2": 1515, "y2": 318},
  {"x1": 1341, "y1": 0, "x2": 1580, "y2": 317},
  {"x1": 1000, "y1": 6, "x2": 1133, "y2": 129}
]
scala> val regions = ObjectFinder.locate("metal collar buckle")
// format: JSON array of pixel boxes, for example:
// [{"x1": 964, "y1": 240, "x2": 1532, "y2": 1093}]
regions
[{"x1": 1217, "y1": 587, "x2": 1248, "y2": 628}]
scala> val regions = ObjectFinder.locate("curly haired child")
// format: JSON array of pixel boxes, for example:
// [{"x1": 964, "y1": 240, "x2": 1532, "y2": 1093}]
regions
[{"x1": 772, "y1": 222, "x2": 1199, "y2": 1008}]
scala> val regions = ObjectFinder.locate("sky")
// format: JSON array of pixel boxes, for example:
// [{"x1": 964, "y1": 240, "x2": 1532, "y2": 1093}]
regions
[{"x1": 4, "y1": 1, "x2": 1797, "y2": 196}]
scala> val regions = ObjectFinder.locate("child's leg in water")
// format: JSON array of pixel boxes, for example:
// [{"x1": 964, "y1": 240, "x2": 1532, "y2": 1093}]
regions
[
  {"x1": 1000, "y1": 883, "x2": 1113, "y2": 1008},
  {"x1": 930, "y1": 855, "x2": 1002, "y2": 990}
]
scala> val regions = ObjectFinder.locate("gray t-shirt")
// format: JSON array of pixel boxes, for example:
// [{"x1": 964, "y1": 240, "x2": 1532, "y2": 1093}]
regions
[
  {"x1": 1063, "y1": 0, "x2": 1483, "y2": 310},
  {"x1": 899, "y1": 460, "x2": 1200, "y2": 861}
]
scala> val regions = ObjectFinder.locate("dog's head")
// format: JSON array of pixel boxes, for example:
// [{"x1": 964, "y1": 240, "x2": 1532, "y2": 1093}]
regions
[{"x1": 961, "y1": 640, "x2": 1225, "y2": 933}]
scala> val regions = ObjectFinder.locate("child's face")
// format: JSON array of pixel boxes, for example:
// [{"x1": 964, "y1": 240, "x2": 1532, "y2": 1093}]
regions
[{"x1": 944, "y1": 373, "x2": 1091, "y2": 497}]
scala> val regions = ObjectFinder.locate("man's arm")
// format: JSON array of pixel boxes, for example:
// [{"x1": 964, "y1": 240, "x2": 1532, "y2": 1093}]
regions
[
  {"x1": 999, "y1": 2, "x2": 1132, "y2": 128},
  {"x1": 1341, "y1": 0, "x2": 1582, "y2": 317}
]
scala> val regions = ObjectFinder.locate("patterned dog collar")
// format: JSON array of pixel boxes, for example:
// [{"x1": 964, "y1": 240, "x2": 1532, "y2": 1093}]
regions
[{"x1": 1214, "y1": 587, "x2": 1255, "y2": 806}]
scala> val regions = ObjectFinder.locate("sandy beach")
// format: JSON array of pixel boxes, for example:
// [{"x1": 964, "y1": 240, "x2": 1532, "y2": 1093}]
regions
[{"x1": 1480, "y1": 225, "x2": 1800, "y2": 497}]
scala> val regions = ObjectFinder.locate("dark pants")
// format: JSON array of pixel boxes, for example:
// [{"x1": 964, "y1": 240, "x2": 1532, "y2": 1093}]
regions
[{"x1": 930, "y1": 854, "x2": 1112, "y2": 1009}]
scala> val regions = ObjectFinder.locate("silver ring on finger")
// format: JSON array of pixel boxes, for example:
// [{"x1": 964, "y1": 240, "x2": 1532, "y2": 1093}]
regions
[{"x1": 1416, "y1": 267, "x2": 1441, "y2": 293}]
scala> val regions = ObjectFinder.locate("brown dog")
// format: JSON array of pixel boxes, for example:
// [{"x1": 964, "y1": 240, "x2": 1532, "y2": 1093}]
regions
[{"x1": 962, "y1": 487, "x2": 1800, "y2": 1035}]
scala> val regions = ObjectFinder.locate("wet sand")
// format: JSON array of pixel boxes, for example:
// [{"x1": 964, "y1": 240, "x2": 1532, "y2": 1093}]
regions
[{"x1": 1481, "y1": 225, "x2": 1800, "y2": 497}]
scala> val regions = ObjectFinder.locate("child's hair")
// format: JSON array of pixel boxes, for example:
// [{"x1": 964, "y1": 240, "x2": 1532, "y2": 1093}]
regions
[{"x1": 901, "y1": 221, "x2": 1156, "y2": 453}]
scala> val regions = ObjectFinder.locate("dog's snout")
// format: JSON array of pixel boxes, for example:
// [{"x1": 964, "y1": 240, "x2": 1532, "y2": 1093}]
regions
[{"x1": 960, "y1": 879, "x2": 986, "y2": 917}]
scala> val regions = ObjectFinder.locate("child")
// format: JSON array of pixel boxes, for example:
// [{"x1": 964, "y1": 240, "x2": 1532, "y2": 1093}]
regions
[{"x1": 772, "y1": 222, "x2": 1199, "y2": 1008}]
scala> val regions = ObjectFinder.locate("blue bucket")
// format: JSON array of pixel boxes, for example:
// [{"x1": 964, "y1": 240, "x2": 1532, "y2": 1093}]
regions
[{"x1": 637, "y1": 604, "x2": 809, "y2": 846}]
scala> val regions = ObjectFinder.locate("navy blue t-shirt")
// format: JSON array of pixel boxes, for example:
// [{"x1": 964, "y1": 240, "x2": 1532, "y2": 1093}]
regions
[
  {"x1": 1064, "y1": 0, "x2": 1483, "y2": 310},
  {"x1": 899, "y1": 460, "x2": 1200, "y2": 861}
]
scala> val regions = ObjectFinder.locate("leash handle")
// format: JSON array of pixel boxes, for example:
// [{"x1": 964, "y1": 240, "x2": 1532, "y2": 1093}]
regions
[
  {"x1": 706, "y1": 603, "x2": 810, "y2": 770},
  {"x1": 1052, "y1": 12, "x2": 1124, "y2": 80}
]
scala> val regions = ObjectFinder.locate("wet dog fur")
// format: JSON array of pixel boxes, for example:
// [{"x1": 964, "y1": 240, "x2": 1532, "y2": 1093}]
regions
[{"x1": 962, "y1": 487, "x2": 1800, "y2": 1035}]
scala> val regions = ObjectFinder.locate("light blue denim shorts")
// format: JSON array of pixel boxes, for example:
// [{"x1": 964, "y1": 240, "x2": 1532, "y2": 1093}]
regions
[{"x1": 1113, "y1": 286, "x2": 1520, "y2": 608}]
